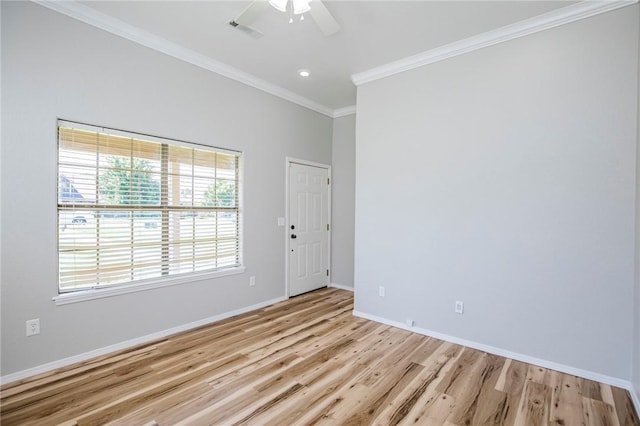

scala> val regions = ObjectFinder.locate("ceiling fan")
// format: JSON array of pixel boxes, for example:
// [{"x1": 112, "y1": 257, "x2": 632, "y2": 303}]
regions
[{"x1": 229, "y1": 0, "x2": 341, "y2": 39}]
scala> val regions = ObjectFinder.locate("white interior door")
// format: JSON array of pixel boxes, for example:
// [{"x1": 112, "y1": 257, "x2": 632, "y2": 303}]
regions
[{"x1": 288, "y1": 162, "x2": 329, "y2": 297}]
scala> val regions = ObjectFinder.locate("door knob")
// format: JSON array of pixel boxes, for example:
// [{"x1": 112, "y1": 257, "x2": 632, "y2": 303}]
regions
[{"x1": 291, "y1": 234, "x2": 297, "y2": 239}]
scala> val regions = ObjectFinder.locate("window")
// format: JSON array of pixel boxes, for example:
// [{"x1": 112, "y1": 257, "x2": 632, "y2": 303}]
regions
[{"x1": 57, "y1": 120, "x2": 241, "y2": 293}]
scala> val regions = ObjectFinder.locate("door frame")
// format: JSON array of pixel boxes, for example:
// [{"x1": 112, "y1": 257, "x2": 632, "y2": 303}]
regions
[{"x1": 285, "y1": 157, "x2": 332, "y2": 298}]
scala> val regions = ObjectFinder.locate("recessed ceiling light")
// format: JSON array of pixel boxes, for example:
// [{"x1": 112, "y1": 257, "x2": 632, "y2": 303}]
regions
[{"x1": 298, "y1": 70, "x2": 310, "y2": 77}]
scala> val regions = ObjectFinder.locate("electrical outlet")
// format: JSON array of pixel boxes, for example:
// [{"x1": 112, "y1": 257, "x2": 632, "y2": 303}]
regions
[
  {"x1": 249, "y1": 276, "x2": 256, "y2": 286},
  {"x1": 378, "y1": 286, "x2": 385, "y2": 297},
  {"x1": 455, "y1": 301, "x2": 464, "y2": 314},
  {"x1": 406, "y1": 319, "x2": 414, "y2": 327},
  {"x1": 26, "y1": 319, "x2": 40, "y2": 336}
]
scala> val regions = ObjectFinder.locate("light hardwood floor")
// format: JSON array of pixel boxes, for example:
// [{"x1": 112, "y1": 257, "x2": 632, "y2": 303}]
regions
[{"x1": 1, "y1": 288, "x2": 638, "y2": 426}]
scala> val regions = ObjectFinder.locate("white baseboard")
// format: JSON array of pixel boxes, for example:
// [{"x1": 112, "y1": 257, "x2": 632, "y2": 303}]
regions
[
  {"x1": 1, "y1": 296, "x2": 287, "y2": 386},
  {"x1": 3, "y1": 298, "x2": 638, "y2": 419},
  {"x1": 329, "y1": 282, "x2": 354, "y2": 292},
  {"x1": 352, "y1": 310, "x2": 633, "y2": 391}
]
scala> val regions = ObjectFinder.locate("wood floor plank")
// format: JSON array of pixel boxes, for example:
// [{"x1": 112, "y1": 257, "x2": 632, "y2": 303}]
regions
[
  {"x1": 513, "y1": 380, "x2": 551, "y2": 426},
  {"x1": 444, "y1": 351, "x2": 502, "y2": 424},
  {"x1": 405, "y1": 393, "x2": 456, "y2": 426},
  {"x1": 548, "y1": 375, "x2": 585, "y2": 426},
  {"x1": 611, "y1": 386, "x2": 640, "y2": 426},
  {"x1": 259, "y1": 359, "x2": 369, "y2": 426},
  {"x1": 377, "y1": 342, "x2": 464, "y2": 425},
  {"x1": 259, "y1": 324, "x2": 411, "y2": 425},
  {"x1": 337, "y1": 357, "x2": 425, "y2": 424},
  {"x1": 469, "y1": 354, "x2": 510, "y2": 426},
  {"x1": 281, "y1": 332, "x2": 421, "y2": 424},
  {"x1": 580, "y1": 378, "x2": 606, "y2": 402},
  {"x1": 496, "y1": 358, "x2": 529, "y2": 395},
  {"x1": 1, "y1": 288, "x2": 638, "y2": 426},
  {"x1": 158, "y1": 356, "x2": 306, "y2": 424},
  {"x1": 582, "y1": 397, "x2": 620, "y2": 426},
  {"x1": 527, "y1": 364, "x2": 550, "y2": 385}
]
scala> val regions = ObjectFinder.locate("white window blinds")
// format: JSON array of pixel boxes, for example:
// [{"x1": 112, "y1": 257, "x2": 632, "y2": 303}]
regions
[{"x1": 57, "y1": 120, "x2": 241, "y2": 292}]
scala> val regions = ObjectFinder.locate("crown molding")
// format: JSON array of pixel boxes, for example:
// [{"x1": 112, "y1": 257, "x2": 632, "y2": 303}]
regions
[
  {"x1": 352, "y1": 0, "x2": 638, "y2": 86},
  {"x1": 32, "y1": 0, "x2": 336, "y2": 118},
  {"x1": 332, "y1": 105, "x2": 356, "y2": 118}
]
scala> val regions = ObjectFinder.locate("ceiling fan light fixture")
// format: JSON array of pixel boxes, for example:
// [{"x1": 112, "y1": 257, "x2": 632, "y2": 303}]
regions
[
  {"x1": 268, "y1": 0, "x2": 288, "y2": 13},
  {"x1": 293, "y1": 0, "x2": 311, "y2": 15}
]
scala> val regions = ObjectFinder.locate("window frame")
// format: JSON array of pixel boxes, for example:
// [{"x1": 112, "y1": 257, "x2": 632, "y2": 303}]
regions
[{"x1": 54, "y1": 120, "x2": 244, "y2": 306}]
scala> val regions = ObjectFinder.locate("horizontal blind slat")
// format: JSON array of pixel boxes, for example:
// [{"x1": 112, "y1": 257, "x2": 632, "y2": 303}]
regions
[{"x1": 58, "y1": 122, "x2": 241, "y2": 292}]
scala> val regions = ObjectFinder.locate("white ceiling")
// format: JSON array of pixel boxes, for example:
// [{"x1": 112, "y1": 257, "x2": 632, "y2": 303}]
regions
[{"x1": 71, "y1": 1, "x2": 578, "y2": 113}]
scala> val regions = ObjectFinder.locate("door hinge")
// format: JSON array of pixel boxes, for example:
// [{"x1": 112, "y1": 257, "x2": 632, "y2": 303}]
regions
[
  {"x1": 327, "y1": 177, "x2": 330, "y2": 185},
  {"x1": 327, "y1": 223, "x2": 330, "y2": 231},
  {"x1": 326, "y1": 269, "x2": 329, "y2": 276}
]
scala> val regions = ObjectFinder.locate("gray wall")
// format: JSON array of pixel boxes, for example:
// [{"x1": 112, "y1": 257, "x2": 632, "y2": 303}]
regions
[
  {"x1": 331, "y1": 114, "x2": 356, "y2": 288},
  {"x1": 1, "y1": 2, "x2": 332, "y2": 375},
  {"x1": 354, "y1": 5, "x2": 638, "y2": 380},
  {"x1": 635, "y1": 4, "x2": 640, "y2": 399}
]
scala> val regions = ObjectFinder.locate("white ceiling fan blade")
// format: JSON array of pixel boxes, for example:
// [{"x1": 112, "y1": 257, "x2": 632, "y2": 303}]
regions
[
  {"x1": 309, "y1": 0, "x2": 340, "y2": 36},
  {"x1": 234, "y1": 0, "x2": 270, "y2": 27}
]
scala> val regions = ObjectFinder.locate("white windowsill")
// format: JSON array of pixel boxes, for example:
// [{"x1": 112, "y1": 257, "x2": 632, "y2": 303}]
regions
[{"x1": 53, "y1": 266, "x2": 246, "y2": 306}]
